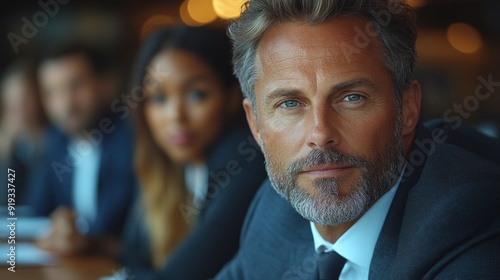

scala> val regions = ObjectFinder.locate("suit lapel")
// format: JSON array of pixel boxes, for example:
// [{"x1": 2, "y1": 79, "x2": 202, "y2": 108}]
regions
[
  {"x1": 369, "y1": 124, "x2": 431, "y2": 279},
  {"x1": 369, "y1": 172, "x2": 413, "y2": 279}
]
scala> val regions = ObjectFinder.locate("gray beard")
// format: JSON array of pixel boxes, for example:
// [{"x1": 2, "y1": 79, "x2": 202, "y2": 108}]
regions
[{"x1": 261, "y1": 118, "x2": 404, "y2": 227}]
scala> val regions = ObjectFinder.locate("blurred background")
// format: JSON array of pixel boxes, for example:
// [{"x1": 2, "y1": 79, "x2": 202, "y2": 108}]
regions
[
  {"x1": 0, "y1": 0, "x2": 500, "y2": 279},
  {"x1": 0, "y1": 0, "x2": 499, "y2": 132}
]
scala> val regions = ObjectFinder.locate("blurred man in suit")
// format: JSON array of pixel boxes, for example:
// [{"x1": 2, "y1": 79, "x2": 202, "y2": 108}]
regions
[
  {"x1": 216, "y1": 0, "x2": 500, "y2": 279},
  {"x1": 28, "y1": 44, "x2": 135, "y2": 255}
]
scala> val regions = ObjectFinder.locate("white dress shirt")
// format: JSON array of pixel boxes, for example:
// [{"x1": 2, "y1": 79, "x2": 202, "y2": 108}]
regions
[
  {"x1": 310, "y1": 170, "x2": 404, "y2": 280},
  {"x1": 70, "y1": 139, "x2": 101, "y2": 234},
  {"x1": 185, "y1": 163, "x2": 208, "y2": 203}
]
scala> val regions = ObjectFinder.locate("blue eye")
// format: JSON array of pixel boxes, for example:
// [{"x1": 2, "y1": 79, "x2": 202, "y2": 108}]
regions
[
  {"x1": 343, "y1": 94, "x2": 363, "y2": 102},
  {"x1": 149, "y1": 93, "x2": 167, "y2": 104},
  {"x1": 187, "y1": 90, "x2": 207, "y2": 102},
  {"x1": 280, "y1": 100, "x2": 300, "y2": 108}
]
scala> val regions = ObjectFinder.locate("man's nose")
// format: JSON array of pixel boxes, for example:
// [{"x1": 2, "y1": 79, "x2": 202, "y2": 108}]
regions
[{"x1": 306, "y1": 103, "x2": 339, "y2": 150}]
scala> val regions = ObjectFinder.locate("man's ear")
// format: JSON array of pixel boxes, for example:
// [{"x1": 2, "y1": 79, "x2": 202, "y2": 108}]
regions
[
  {"x1": 243, "y1": 99, "x2": 262, "y2": 148},
  {"x1": 401, "y1": 80, "x2": 421, "y2": 138}
]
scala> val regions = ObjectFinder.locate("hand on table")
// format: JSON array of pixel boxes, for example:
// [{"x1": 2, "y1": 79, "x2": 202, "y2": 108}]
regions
[{"x1": 35, "y1": 207, "x2": 89, "y2": 255}]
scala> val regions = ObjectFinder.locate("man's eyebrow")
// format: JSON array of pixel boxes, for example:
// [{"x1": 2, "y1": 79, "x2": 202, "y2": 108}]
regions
[
  {"x1": 263, "y1": 77, "x2": 379, "y2": 103},
  {"x1": 330, "y1": 77, "x2": 380, "y2": 93},
  {"x1": 264, "y1": 88, "x2": 304, "y2": 103}
]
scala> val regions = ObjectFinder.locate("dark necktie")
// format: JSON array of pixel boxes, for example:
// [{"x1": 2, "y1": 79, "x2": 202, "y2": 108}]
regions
[{"x1": 317, "y1": 250, "x2": 347, "y2": 280}]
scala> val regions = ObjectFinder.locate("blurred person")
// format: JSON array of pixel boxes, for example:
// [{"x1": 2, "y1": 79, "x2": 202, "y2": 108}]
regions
[
  {"x1": 0, "y1": 59, "x2": 47, "y2": 206},
  {"x1": 215, "y1": 0, "x2": 500, "y2": 279},
  {"x1": 103, "y1": 26, "x2": 267, "y2": 280},
  {"x1": 27, "y1": 44, "x2": 135, "y2": 255}
]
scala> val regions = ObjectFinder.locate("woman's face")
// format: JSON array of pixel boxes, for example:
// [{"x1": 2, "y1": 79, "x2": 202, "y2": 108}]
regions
[
  {"x1": 144, "y1": 49, "x2": 227, "y2": 164},
  {"x1": 1, "y1": 74, "x2": 40, "y2": 132}
]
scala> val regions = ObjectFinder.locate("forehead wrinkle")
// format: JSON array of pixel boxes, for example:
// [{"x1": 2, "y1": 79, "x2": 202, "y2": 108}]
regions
[
  {"x1": 261, "y1": 34, "x2": 341, "y2": 67},
  {"x1": 257, "y1": 24, "x2": 355, "y2": 77},
  {"x1": 255, "y1": 18, "x2": 387, "y2": 105},
  {"x1": 257, "y1": 44, "x2": 321, "y2": 99}
]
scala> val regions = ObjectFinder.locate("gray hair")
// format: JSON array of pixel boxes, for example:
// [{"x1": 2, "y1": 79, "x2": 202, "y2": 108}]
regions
[{"x1": 228, "y1": 0, "x2": 418, "y2": 106}]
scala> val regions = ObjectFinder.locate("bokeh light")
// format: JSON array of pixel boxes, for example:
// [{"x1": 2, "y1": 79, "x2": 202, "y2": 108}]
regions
[
  {"x1": 446, "y1": 22, "x2": 483, "y2": 54},
  {"x1": 180, "y1": 0, "x2": 204, "y2": 26},
  {"x1": 213, "y1": 0, "x2": 247, "y2": 19},
  {"x1": 187, "y1": 0, "x2": 218, "y2": 24}
]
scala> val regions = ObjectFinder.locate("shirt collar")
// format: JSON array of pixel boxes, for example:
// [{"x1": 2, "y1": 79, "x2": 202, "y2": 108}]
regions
[
  {"x1": 310, "y1": 169, "x2": 404, "y2": 269},
  {"x1": 185, "y1": 163, "x2": 208, "y2": 202}
]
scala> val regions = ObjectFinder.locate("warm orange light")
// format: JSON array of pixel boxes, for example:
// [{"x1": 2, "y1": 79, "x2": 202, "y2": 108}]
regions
[
  {"x1": 141, "y1": 15, "x2": 174, "y2": 40},
  {"x1": 213, "y1": 0, "x2": 246, "y2": 19},
  {"x1": 447, "y1": 23, "x2": 483, "y2": 54},
  {"x1": 187, "y1": 0, "x2": 218, "y2": 24},
  {"x1": 180, "y1": 0, "x2": 204, "y2": 26}
]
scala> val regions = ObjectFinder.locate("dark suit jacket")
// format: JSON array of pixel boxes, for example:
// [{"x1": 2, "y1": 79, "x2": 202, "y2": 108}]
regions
[
  {"x1": 216, "y1": 121, "x2": 500, "y2": 280},
  {"x1": 26, "y1": 114, "x2": 136, "y2": 237},
  {"x1": 122, "y1": 126, "x2": 267, "y2": 279}
]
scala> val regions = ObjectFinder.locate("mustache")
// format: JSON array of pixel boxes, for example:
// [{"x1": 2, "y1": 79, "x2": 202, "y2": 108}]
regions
[{"x1": 287, "y1": 149, "x2": 369, "y2": 175}]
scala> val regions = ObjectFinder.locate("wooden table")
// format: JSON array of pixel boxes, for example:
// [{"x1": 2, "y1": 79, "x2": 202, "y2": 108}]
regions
[{"x1": 0, "y1": 254, "x2": 121, "y2": 280}]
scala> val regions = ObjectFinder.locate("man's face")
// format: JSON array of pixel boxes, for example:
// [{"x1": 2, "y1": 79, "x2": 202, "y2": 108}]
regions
[
  {"x1": 40, "y1": 54, "x2": 102, "y2": 136},
  {"x1": 246, "y1": 17, "x2": 418, "y2": 226}
]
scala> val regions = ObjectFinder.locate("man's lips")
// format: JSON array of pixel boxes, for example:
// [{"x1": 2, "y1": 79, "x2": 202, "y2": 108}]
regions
[{"x1": 298, "y1": 164, "x2": 354, "y2": 177}]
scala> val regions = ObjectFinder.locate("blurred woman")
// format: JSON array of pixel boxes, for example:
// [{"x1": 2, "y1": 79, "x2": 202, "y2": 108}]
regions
[
  {"x1": 108, "y1": 26, "x2": 266, "y2": 279},
  {"x1": 0, "y1": 59, "x2": 47, "y2": 205}
]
